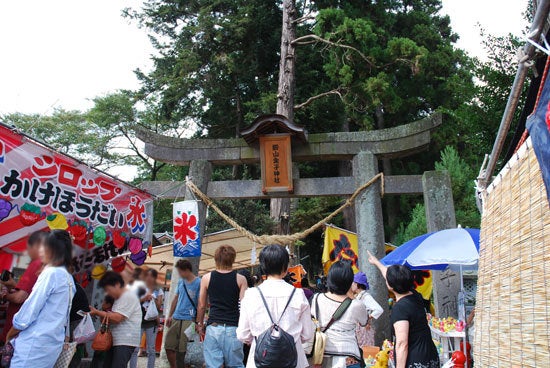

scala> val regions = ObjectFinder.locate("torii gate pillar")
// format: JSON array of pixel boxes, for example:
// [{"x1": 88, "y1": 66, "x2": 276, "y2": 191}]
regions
[
  {"x1": 422, "y1": 170, "x2": 461, "y2": 318},
  {"x1": 353, "y1": 151, "x2": 390, "y2": 344}
]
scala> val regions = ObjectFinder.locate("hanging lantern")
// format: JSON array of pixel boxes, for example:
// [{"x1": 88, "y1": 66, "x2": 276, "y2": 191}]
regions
[
  {"x1": 93, "y1": 227, "x2": 107, "y2": 246},
  {"x1": 111, "y1": 257, "x2": 126, "y2": 273},
  {"x1": 91, "y1": 264, "x2": 107, "y2": 280},
  {"x1": 128, "y1": 238, "x2": 143, "y2": 254},
  {"x1": 130, "y1": 250, "x2": 146, "y2": 266}
]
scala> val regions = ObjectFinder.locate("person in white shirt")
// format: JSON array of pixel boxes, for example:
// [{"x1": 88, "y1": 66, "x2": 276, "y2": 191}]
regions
[
  {"x1": 129, "y1": 269, "x2": 164, "y2": 368},
  {"x1": 312, "y1": 261, "x2": 368, "y2": 368},
  {"x1": 90, "y1": 271, "x2": 142, "y2": 368},
  {"x1": 351, "y1": 271, "x2": 384, "y2": 347},
  {"x1": 127, "y1": 267, "x2": 147, "y2": 298},
  {"x1": 237, "y1": 245, "x2": 314, "y2": 368}
]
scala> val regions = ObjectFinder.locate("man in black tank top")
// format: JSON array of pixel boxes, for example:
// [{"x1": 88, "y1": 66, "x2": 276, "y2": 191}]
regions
[{"x1": 196, "y1": 245, "x2": 248, "y2": 368}]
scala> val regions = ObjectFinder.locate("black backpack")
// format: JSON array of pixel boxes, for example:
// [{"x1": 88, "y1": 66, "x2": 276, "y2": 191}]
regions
[{"x1": 254, "y1": 287, "x2": 297, "y2": 368}]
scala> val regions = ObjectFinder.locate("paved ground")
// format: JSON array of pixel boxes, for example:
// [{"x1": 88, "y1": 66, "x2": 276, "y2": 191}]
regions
[
  {"x1": 135, "y1": 340, "x2": 204, "y2": 368},
  {"x1": 80, "y1": 340, "x2": 204, "y2": 367},
  {"x1": 136, "y1": 356, "x2": 203, "y2": 368}
]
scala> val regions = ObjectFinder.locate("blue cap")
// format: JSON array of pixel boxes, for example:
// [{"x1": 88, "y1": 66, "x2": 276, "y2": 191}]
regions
[{"x1": 353, "y1": 272, "x2": 369, "y2": 290}]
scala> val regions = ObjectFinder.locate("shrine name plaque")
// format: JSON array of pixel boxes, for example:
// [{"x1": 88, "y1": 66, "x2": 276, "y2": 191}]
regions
[{"x1": 259, "y1": 134, "x2": 293, "y2": 194}]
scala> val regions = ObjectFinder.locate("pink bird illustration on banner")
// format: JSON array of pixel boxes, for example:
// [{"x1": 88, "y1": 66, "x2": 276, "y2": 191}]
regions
[{"x1": 173, "y1": 200, "x2": 201, "y2": 257}]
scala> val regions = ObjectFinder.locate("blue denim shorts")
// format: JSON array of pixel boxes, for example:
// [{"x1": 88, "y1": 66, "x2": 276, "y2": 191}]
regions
[{"x1": 203, "y1": 324, "x2": 244, "y2": 368}]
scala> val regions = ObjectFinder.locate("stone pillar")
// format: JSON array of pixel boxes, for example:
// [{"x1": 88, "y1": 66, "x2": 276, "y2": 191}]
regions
[
  {"x1": 353, "y1": 151, "x2": 390, "y2": 345},
  {"x1": 158, "y1": 160, "x2": 212, "y2": 367},
  {"x1": 422, "y1": 170, "x2": 461, "y2": 318}
]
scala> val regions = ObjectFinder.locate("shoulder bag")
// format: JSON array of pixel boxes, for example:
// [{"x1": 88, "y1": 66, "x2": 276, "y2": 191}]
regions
[
  {"x1": 91, "y1": 315, "x2": 113, "y2": 352},
  {"x1": 305, "y1": 293, "x2": 352, "y2": 365},
  {"x1": 53, "y1": 275, "x2": 78, "y2": 368},
  {"x1": 183, "y1": 282, "x2": 197, "y2": 320}
]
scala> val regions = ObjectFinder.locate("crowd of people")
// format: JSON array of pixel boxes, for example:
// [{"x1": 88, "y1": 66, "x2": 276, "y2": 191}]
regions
[{"x1": 0, "y1": 229, "x2": 440, "y2": 368}]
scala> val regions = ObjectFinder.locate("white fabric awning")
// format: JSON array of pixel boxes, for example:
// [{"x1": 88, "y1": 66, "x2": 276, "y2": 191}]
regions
[{"x1": 143, "y1": 229, "x2": 263, "y2": 283}]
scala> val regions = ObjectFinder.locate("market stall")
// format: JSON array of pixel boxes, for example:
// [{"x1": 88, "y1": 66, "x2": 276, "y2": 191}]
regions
[
  {"x1": 381, "y1": 227, "x2": 479, "y2": 367},
  {"x1": 0, "y1": 122, "x2": 154, "y2": 283}
]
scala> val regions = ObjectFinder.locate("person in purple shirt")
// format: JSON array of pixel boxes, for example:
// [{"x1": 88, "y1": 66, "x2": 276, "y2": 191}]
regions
[{"x1": 301, "y1": 277, "x2": 314, "y2": 301}]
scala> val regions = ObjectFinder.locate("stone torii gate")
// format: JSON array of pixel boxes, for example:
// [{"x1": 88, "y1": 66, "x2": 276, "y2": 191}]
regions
[{"x1": 136, "y1": 111, "x2": 461, "y2": 346}]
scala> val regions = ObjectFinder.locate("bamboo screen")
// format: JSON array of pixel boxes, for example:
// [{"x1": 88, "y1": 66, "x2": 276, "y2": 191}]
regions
[{"x1": 475, "y1": 137, "x2": 550, "y2": 367}]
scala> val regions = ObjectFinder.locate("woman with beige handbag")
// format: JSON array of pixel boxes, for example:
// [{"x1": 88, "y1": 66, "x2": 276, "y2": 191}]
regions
[{"x1": 312, "y1": 261, "x2": 368, "y2": 368}]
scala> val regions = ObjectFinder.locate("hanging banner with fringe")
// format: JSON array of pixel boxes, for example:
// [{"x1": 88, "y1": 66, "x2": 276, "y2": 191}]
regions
[
  {"x1": 322, "y1": 225, "x2": 360, "y2": 275},
  {"x1": 173, "y1": 200, "x2": 201, "y2": 257},
  {"x1": 0, "y1": 123, "x2": 153, "y2": 272}
]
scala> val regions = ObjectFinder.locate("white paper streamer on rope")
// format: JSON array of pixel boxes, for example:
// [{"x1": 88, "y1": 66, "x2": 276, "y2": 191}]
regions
[{"x1": 251, "y1": 243, "x2": 257, "y2": 265}]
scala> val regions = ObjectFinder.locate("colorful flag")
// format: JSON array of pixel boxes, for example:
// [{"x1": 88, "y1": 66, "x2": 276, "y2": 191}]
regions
[
  {"x1": 412, "y1": 270, "x2": 433, "y2": 300},
  {"x1": 173, "y1": 200, "x2": 201, "y2": 257},
  {"x1": 287, "y1": 264, "x2": 306, "y2": 287},
  {"x1": 322, "y1": 226, "x2": 360, "y2": 275},
  {"x1": 384, "y1": 244, "x2": 433, "y2": 301}
]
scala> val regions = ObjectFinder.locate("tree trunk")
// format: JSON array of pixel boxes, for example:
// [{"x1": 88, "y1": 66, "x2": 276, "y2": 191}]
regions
[
  {"x1": 276, "y1": 0, "x2": 296, "y2": 122},
  {"x1": 233, "y1": 78, "x2": 244, "y2": 179},
  {"x1": 271, "y1": 0, "x2": 296, "y2": 237}
]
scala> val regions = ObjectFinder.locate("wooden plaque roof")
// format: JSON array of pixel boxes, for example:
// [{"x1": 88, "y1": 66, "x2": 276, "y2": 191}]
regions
[{"x1": 240, "y1": 114, "x2": 308, "y2": 144}]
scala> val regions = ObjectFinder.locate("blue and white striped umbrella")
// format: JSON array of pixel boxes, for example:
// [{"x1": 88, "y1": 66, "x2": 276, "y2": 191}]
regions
[{"x1": 381, "y1": 228, "x2": 480, "y2": 270}]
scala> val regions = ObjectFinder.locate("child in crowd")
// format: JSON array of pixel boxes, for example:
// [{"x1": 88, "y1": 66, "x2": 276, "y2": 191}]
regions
[{"x1": 90, "y1": 295, "x2": 115, "y2": 368}]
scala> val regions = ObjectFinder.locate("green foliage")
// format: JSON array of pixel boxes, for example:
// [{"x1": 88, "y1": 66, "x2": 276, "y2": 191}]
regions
[
  {"x1": 123, "y1": 0, "x2": 283, "y2": 138},
  {"x1": 4, "y1": 1, "x2": 521, "y2": 250},
  {"x1": 87, "y1": 91, "x2": 186, "y2": 181},
  {"x1": 2, "y1": 109, "x2": 118, "y2": 168},
  {"x1": 447, "y1": 31, "x2": 525, "y2": 166},
  {"x1": 393, "y1": 204, "x2": 427, "y2": 245},
  {"x1": 205, "y1": 199, "x2": 274, "y2": 235},
  {"x1": 2, "y1": 93, "x2": 187, "y2": 182},
  {"x1": 394, "y1": 146, "x2": 480, "y2": 245},
  {"x1": 304, "y1": 0, "x2": 469, "y2": 132},
  {"x1": 290, "y1": 197, "x2": 345, "y2": 231},
  {"x1": 435, "y1": 146, "x2": 480, "y2": 229}
]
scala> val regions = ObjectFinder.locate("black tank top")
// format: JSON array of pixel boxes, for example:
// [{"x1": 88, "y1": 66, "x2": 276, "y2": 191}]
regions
[{"x1": 207, "y1": 270, "x2": 240, "y2": 326}]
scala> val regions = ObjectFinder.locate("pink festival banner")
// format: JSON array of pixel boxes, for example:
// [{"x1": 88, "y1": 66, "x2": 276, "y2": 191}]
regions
[{"x1": 0, "y1": 123, "x2": 154, "y2": 275}]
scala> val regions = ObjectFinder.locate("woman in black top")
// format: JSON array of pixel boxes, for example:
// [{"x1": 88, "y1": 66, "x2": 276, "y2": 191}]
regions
[{"x1": 368, "y1": 251, "x2": 439, "y2": 368}]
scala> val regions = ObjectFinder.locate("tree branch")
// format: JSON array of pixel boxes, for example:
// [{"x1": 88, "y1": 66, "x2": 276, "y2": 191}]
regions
[
  {"x1": 292, "y1": 34, "x2": 374, "y2": 67},
  {"x1": 292, "y1": 14, "x2": 316, "y2": 24},
  {"x1": 120, "y1": 128, "x2": 153, "y2": 170},
  {"x1": 294, "y1": 88, "x2": 343, "y2": 110}
]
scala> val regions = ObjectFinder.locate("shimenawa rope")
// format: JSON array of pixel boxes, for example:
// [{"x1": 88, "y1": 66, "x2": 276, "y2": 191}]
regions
[{"x1": 185, "y1": 173, "x2": 384, "y2": 245}]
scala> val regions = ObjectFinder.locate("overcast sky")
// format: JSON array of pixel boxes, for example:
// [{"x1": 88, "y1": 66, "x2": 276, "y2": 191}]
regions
[{"x1": 0, "y1": 0, "x2": 528, "y2": 116}]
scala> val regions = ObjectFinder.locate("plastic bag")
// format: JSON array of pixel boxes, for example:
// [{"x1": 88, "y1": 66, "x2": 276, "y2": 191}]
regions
[
  {"x1": 144, "y1": 300, "x2": 159, "y2": 321},
  {"x1": 184, "y1": 322, "x2": 198, "y2": 342},
  {"x1": 74, "y1": 314, "x2": 96, "y2": 344}
]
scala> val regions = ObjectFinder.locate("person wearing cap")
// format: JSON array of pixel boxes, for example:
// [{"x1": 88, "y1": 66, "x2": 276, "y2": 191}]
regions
[{"x1": 351, "y1": 271, "x2": 384, "y2": 347}]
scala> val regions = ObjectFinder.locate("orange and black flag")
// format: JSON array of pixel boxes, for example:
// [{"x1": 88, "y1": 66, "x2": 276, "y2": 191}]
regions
[
  {"x1": 287, "y1": 264, "x2": 307, "y2": 287},
  {"x1": 322, "y1": 225, "x2": 360, "y2": 275}
]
